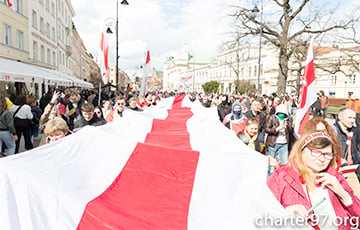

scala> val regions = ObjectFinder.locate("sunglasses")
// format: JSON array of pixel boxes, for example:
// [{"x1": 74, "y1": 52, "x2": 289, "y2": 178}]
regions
[{"x1": 117, "y1": 102, "x2": 125, "y2": 106}]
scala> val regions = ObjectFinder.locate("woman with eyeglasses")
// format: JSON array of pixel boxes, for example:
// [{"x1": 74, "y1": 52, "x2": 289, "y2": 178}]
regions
[
  {"x1": 267, "y1": 131, "x2": 360, "y2": 229},
  {"x1": 94, "y1": 106, "x2": 104, "y2": 119}
]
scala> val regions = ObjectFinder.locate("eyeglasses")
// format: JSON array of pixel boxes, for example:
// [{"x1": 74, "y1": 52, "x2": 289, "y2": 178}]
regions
[{"x1": 306, "y1": 147, "x2": 333, "y2": 160}]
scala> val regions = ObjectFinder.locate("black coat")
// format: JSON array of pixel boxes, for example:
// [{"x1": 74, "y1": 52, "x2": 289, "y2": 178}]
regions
[{"x1": 217, "y1": 103, "x2": 232, "y2": 122}]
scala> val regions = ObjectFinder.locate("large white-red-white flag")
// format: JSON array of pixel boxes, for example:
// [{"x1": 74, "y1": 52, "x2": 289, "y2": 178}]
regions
[
  {"x1": 0, "y1": 95, "x2": 293, "y2": 230},
  {"x1": 294, "y1": 38, "x2": 317, "y2": 136},
  {"x1": 98, "y1": 31, "x2": 109, "y2": 84},
  {"x1": 140, "y1": 50, "x2": 151, "y2": 97}
]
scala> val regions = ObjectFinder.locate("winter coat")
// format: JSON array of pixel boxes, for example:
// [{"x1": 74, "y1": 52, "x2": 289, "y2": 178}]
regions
[
  {"x1": 333, "y1": 121, "x2": 360, "y2": 165},
  {"x1": 267, "y1": 166, "x2": 360, "y2": 230},
  {"x1": 73, "y1": 115, "x2": 106, "y2": 130},
  {"x1": 217, "y1": 103, "x2": 232, "y2": 122},
  {"x1": 264, "y1": 115, "x2": 292, "y2": 148}
]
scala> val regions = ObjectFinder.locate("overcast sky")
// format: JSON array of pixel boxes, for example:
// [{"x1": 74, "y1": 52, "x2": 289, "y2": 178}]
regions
[
  {"x1": 71, "y1": 0, "x2": 237, "y2": 78},
  {"x1": 71, "y1": 0, "x2": 358, "y2": 78}
]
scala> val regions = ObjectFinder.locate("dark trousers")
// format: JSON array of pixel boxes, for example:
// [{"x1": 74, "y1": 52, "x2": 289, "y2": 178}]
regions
[{"x1": 15, "y1": 127, "x2": 33, "y2": 153}]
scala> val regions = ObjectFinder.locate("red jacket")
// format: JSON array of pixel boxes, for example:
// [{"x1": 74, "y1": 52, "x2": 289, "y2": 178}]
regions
[{"x1": 267, "y1": 166, "x2": 360, "y2": 230}]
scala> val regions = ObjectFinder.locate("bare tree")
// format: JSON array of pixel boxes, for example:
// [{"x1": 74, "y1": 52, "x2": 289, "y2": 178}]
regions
[
  {"x1": 223, "y1": 36, "x2": 252, "y2": 94},
  {"x1": 229, "y1": 0, "x2": 357, "y2": 95}
]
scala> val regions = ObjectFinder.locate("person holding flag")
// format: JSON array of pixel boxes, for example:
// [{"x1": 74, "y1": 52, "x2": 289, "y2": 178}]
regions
[{"x1": 139, "y1": 50, "x2": 151, "y2": 97}]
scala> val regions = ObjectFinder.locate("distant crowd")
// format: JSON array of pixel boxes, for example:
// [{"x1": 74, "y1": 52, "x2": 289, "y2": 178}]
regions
[{"x1": 0, "y1": 88, "x2": 360, "y2": 227}]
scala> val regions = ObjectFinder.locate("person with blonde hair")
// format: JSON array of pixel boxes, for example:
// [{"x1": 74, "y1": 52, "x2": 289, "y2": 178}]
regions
[
  {"x1": 267, "y1": 131, "x2": 360, "y2": 229},
  {"x1": 43, "y1": 118, "x2": 69, "y2": 144},
  {"x1": 0, "y1": 95, "x2": 17, "y2": 156}
]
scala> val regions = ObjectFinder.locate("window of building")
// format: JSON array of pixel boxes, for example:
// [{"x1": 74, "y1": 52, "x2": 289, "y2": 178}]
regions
[
  {"x1": 254, "y1": 65, "x2": 257, "y2": 77},
  {"x1": 46, "y1": 23, "x2": 50, "y2": 37},
  {"x1": 59, "y1": 51, "x2": 61, "y2": 65},
  {"x1": 16, "y1": 30, "x2": 24, "y2": 50},
  {"x1": 33, "y1": 41, "x2": 38, "y2": 60},
  {"x1": 330, "y1": 75, "x2": 337, "y2": 85},
  {"x1": 15, "y1": 0, "x2": 23, "y2": 13},
  {"x1": 52, "y1": 51, "x2": 56, "y2": 65},
  {"x1": 40, "y1": 45, "x2": 45, "y2": 62},
  {"x1": 52, "y1": 27, "x2": 55, "y2": 40},
  {"x1": 349, "y1": 74, "x2": 356, "y2": 84},
  {"x1": 47, "y1": 48, "x2": 51, "y2": 64},
  {"x1": 51, "y1": 2, "x2": 55, "y2": 15},
  {"x1": 40, "y1": 17, "x2": 44, "y2": 33},
  {"x1": 3, "y1": 24, "x2": 11, "y2": 46},
  {"x1": 248, "y1": 67, "x2": 252, "y2": 77},
  {"x1": 62, "y1": 53, "x2": 65, "y2": 65},
  {"x1": 32, "y1": 10, "x2": 37, "y2": 28}
]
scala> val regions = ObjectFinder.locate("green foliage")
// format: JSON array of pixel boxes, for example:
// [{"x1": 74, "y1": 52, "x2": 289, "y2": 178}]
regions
[
  {"x1": 202, "y1": 80, "x2": 220, "y2": 94},
  {"x1": 234, "y1": 79, "x2": 256, "y2": 95}
]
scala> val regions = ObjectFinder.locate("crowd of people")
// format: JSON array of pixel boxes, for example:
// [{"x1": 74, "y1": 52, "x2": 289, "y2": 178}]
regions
[
  {"x1": 0, "y1": 87, "x2": 169, "y2": 156},
  {"x1": 201, "y1": 91, "x2": 360, "y2": 228},
  {"x1": 0, "y1": 87, "x2": 359, "y2": 228}
]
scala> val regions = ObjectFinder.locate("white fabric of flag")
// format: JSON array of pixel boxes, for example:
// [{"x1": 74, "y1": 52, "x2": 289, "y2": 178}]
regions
[
  {"x1": 97, "y1": 31, "x2": 108, "y2": 84},
  {"x1": 0, "y1": 96, "x2": 303, "y2": 230},
  {"x1": 140, "y1": 50, "x2": 151, "y2": 97}
]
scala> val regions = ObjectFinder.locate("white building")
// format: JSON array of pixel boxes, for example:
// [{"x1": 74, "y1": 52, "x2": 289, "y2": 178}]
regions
[{"x1": 164, "y1": 43, "x2": 360, "y2": 98}]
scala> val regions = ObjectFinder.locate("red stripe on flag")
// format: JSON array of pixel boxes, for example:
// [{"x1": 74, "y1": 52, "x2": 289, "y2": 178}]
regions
[
  {"x1": 298, "y1": 110, "x2": 309, "y2": 136},
  {"x1": 77, "y1": 95, "x2": 199, "y2": 230},
  {"x1": 145, "y1": 50, "x2": 151, "y2": 65},
  {"x1": 299, "y1": 59, "x2": 314, "y2": 109}
]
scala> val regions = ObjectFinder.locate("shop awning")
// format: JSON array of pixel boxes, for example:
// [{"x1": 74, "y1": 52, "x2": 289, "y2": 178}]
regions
[
  {"x1": 0, "y1": 58, "x2": 45, "y2": 83},
  {"x1": 0, "y1": 58, "x2": 93, "y2": 88}
]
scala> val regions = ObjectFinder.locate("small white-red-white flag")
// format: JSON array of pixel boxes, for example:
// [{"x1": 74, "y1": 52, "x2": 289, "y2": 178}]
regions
[
  {"x1": 98, "y1": 31, "x2": 109, "y2": 84},
  {"x1": 6, "y1": 0, "x2": 13, "y2": 7},
  {"x1": 140, "y1": 50, "x2": 151, "y2": 97},
  {"x1": 294, "y1": 38, "x2": 317, "y2": 136}
]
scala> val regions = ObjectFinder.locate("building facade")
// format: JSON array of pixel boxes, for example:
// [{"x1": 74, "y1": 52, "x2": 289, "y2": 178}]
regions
[
  {"x1": 1, "y1": 0, "x2": 98, "y2": 98},
  {"x1": 164, "y1": 43, "x2": 360, "y2": 98}
]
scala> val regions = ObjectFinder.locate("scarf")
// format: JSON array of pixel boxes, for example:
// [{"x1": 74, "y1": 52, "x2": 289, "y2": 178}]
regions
[{"x1": 244, "y1": 129, "x2": 258, "y2": 150}]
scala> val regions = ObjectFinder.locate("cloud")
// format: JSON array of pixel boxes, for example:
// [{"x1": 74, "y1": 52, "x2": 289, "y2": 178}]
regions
[{"x1": 72, "y1": 0, "x2": 235, "y2": 77}]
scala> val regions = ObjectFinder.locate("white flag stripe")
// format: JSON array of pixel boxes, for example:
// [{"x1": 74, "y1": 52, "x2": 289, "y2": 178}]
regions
[
  {"x1": 184, "y1": 98, "x2": 290, "y2": 229},
  {"x1": 0, "y1": 96, "x2": 300, "y2": 230},
  {"x1": 294, "y1": 81, "x2": 317, "y2": 135}
]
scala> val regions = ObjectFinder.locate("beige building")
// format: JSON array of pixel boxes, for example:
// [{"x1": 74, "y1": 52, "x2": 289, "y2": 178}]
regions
[
  {"x1": 1, "y1": 0, "x2": 95, "y2": 98},
  {"x1": 107, "y1": 65, "x2": 129, "y2": 91},
  {"x1": 0, "y1": 1, "x2": 29, "y2": 61}
]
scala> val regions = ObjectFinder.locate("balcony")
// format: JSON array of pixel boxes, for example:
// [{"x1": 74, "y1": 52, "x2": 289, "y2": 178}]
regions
[{"x1": 66, "y1": 45, "x2": 72, "y2": 57}]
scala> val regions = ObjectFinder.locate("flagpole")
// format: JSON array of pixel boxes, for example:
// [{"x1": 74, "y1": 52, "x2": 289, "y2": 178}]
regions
[{"x1": 98, "y1": 82, "x2": 102, "y2": 107}]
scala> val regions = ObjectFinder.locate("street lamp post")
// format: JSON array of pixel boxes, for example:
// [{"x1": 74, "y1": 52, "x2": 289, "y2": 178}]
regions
[
  {"x1": 115, "y1": 0, "x2": 129, "y2": 93},
  {"x1": 256, "y1": 0, "x2": 263, "y2": 98}
]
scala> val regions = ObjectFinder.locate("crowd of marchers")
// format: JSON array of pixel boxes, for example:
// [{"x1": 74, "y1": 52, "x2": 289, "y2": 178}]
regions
[
  {"x1": 1, "y1": 88, "x2": 360, "y2": 228},
  {"x1": 195, "y1": 91, "x2": 360, "y2": 228},
  {"x1": 0, "y1": 87, "x2": 171, "y2": 156}
]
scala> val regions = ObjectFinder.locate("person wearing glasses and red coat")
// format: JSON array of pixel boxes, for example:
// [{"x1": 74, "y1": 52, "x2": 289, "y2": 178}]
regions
[{"x1": 267, "y1": 131, "x2": 360, "y2": 229}]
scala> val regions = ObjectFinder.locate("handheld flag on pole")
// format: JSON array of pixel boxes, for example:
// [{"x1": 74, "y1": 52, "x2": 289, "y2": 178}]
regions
[
  {"x1": 98, "y1": 31, "x2": 109, "y2": 84},
  {"x1": 140, "y1": 50, "x2": 151, "y2": 97},
  {"x1": 6, "y1": 0, "x2": 13, "y2": 7},
  {"x1": 294, "y1": 38, "x2": 317, "y2": 136}
]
